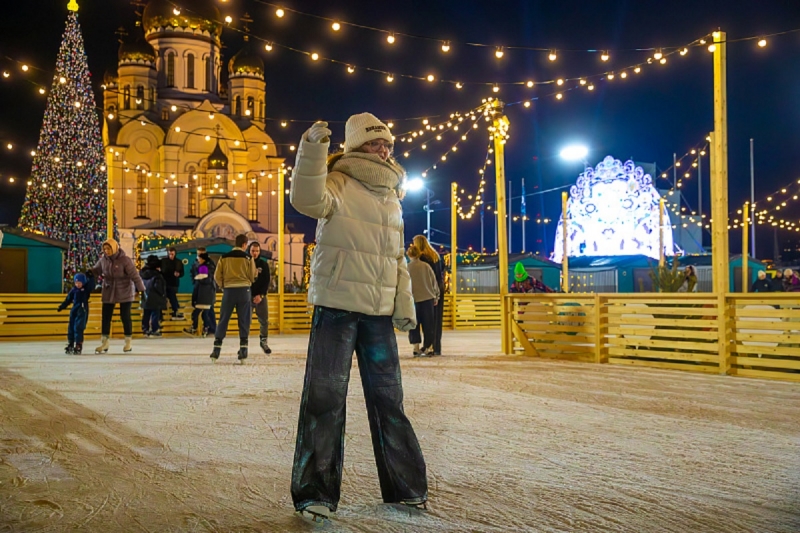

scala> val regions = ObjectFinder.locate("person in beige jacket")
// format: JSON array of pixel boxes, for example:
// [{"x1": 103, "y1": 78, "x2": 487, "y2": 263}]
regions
[
  {"x1": 289, "y1": 113, "x2": 427, "y2": 520},
  {"x1": 209, "y1": 234, "x2": 256, "y2": 363},
  {"x1": 406, "y1": 244, "x2": 440, "y2": 356}
]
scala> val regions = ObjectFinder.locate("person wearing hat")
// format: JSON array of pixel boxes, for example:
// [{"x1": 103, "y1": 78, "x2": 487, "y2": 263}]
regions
[
  {"x1": 184, "y1": 252, "x2": 217, "y2": 337},
  {"x1": 57, "y1": 271, "x2": 96, "y2": 354},
  {"x1": 510, "y1": 262, "x2": 534, "y2": 293},
  {"x1": 140, "y1": 254, "x2": 168, "y2": 337},
  {"x1": 91, "y1": 239, "x2": 146, "y2": 353},
  {"x1": 289, "y1": 113, "x2": 427, "y2": 519}
]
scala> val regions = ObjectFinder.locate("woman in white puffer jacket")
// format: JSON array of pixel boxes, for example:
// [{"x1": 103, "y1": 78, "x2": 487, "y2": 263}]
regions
[{"x1": 289, "y1": 113, "x2": 427, "y2": 519}]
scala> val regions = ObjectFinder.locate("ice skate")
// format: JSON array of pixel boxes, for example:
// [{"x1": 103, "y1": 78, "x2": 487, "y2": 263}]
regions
[
  {"x1": 123, "y1": 336, "x2": 133, "y2": 352},
  {"x1": 182, "y1": 327, "x2": 197, "y2": 337},
  {"x1": 201, "y1": 327, "x2": 211, "y2": 338},
  {"x1": 170, "y1": 313, "x2": 185, "y2": 321},
  {"x1": 297, "y1": 504, "x2": 332, "y2": 522},
  {"x1": 210, "y1": 340, "x2": 222, "y2": 362},
  {"x1": 412, "y1": 343, "x2": 421, "y2": 357},
  {"x1": 399, "y1": 498, "x2": 428, "y2": 511},
  {"x1": 237, "y1": 346, "x2": 248, "y2": 364},
  {"x1": 95, "y1": 335, "x2": 110, "y2": 354},
  {"x1": 260, "y1": 336, "x2": 271, "y2": 355},
  {"x1": 73, "y1": 343, "x2": 83, "y2": 355},
  {"x1": 149, "y1": 329, "x2": 162, "y2": 338},
  {"x1": 65, "y1": 343, "x2": 74, "y2": 355}
]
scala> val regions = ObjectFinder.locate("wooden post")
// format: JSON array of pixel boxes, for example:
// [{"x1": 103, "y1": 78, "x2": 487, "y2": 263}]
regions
[
  {"x1": 491, "y1": 100, "x2": 511, "y2": 353},
  {"x1": 278, "y1": 165, "x2": 285, "y2": 334},
  {"x1": 742, "y1": 202, "x2": 749, "y2": 293},
  {"x1": 561, "y1": 191, "x2": 569, "y2": 293},
  {"x1": 450, "y1": 182, "x2": 458, "y2": 330},
  {"x1": 718, "y1": 293, "x2": 731, "y2": 375},
  {"x1": 659, "y1": 198, "x2": 665, "y2": 269},
  {"x1": 711, "y1": 31, "x2": 730, "y2": 295},
  {"x1": 106, "y1": 149, "x2": 114, "y2": 240}
]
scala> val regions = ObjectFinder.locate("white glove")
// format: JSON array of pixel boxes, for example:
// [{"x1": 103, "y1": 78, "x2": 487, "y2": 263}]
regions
[
  {"x1": 305, "y1": 121, "x2": 331, "y2": 143},
  {"x1": 393, "y1": 317, "x2": 416, "y2": 332}
]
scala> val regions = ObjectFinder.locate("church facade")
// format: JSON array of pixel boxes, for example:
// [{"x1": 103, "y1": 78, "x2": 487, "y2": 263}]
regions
[{"x1": 100, "y1": 0, "x2": 303, "y2": 282}]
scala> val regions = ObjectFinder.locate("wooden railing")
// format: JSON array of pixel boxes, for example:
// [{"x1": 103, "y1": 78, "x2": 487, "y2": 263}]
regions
[
  {"x1": 507, "y1": 293, "x2": 800, "y2": 382},
  {"x1": 0, "y1": 293, "x2": 502, "y2": 342}
]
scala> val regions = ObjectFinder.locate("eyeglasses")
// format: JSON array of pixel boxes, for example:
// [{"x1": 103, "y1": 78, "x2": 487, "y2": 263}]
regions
[{"x1": 362, "y1": 140, "x2": 394, "y2": 152}]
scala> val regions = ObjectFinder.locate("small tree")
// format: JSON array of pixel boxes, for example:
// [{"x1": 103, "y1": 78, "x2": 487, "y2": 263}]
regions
[{"x1": 649, "y1": 258, "x2": 685, "y2": 293}]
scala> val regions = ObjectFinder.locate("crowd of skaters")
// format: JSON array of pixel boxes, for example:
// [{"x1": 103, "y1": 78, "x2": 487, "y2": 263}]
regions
[{"x1": 751, "y1": 268, "x2": 800, "y2": 292}]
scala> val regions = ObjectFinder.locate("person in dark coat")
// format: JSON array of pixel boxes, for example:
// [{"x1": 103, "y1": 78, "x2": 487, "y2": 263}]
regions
[
  {"x1": 91, "y1": 239, "x2": 145, "y2": 353},
  {"x1": 161, "y1": 247, "x2": 185, "y2": 319},
  {"x1": 184, "y1": 253, "x2": 217, "y2": 337},
  {"x1": 413, "y1": 234, "x2": 444, "y2": 356},
  {"x1": 771, "y1": 270, "x2": 784, "y2": 291},
  {"x1": 191, "y1": 247, "x2": 217, "y2": 331},
  {"x1": 751, "y1": 271, "x2": 773, "y2": 292},
  {"x1": 247, "y1": 241, "x2": 272, "y2": 354},
  {"x1": 140, "y1": 255, "x2": 168, "y2": 337},
  {"x1": 57, "y1": 271, "x2": 96, "y2": 354}
]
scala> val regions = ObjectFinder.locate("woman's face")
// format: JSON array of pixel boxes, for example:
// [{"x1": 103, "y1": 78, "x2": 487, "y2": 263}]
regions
[
  {"x1": 103, "y1": 244, "x2": 113, "y2": 256},
  {"x1": 360, "y1": 139, "x2": 393, "y2": 161}
]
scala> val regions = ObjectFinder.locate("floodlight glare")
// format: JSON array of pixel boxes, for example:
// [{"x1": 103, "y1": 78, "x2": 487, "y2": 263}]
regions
[
  {"x1": 560, "y1": 145, "x2": 589, "y2": 161},
  {"x1": 404, "y1": 177, "x2": 425, "y2": 191}
]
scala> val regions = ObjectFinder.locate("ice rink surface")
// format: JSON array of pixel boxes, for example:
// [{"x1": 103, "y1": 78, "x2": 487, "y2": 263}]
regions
[{"x1": 1, "y1": 330, "x2": 798, "y2": 532}]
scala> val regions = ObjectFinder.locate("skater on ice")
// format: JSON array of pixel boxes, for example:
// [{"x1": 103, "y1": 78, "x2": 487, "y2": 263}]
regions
[
  {"x1": 140, "y1": 255, "x2": 167, "y2": 338},
  {"x1": 247, "y1": 241, "x2": 272, "y2": 354},
  {"x1": 57, "y1": 271, "x2": 96, "y2": 354},
  {"x1": 413, "y1": 234, "x2": 445, "y2": 355},
  {"x1": 161, "y1": 246, "x2": 185, "y2": 320},
  {"x1": 406, "y1": 244, "x2": 440, "y2": 357},
  {"x1": 210, "y1": 234, "x2": 256, "y2": 363},
  {"x1": 184, "y1": 252, "x2": 217, "y2": 337},
  {"x1": 289, "y1": 112, "x2": 428, "y2": 520},
  {"x1": 91, "y1": 239, "x2": 145, "y2": 354},
  {"x1": 190, "y1": 246, "x2": 217, "y2": 331}
]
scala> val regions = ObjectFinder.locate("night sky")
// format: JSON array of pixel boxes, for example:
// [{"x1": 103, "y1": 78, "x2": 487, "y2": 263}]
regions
[{"x1": 2, "y1": 0, "x2": 800, "y2": 259}]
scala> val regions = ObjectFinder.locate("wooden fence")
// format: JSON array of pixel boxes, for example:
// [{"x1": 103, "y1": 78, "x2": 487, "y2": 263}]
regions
[
  {"x1": 508, "y1": 293, "x2": 800, "y2": 382},
  {"x1": 0, "y1": 293, "x2": 502, "y2": 342}
]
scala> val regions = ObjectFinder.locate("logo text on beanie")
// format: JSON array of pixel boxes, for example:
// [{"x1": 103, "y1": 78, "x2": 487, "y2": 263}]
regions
[{"x1": 365, "y1": 125, "x2": 387, "y2": 133}]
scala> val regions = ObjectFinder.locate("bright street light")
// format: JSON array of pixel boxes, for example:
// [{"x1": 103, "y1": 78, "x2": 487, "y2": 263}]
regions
[
  {"x1": 560, "y1": 145, "x2": 589, "y2": 162},
  {"x1": 404, "y1": 177, "x2": 425, "y2": 191}
]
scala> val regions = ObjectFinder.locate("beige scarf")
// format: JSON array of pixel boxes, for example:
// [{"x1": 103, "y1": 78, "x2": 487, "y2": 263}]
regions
[{"x1": 331, "y1": 152, "x2": 406, "y2": 196}]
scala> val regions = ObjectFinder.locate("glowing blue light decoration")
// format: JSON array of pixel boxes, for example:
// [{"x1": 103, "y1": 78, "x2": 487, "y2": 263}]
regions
[{"x1": 552, "y1": 156, "x2": 674, "y2": 263}]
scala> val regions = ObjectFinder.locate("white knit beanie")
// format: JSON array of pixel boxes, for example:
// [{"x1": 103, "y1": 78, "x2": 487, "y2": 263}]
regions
[{"x1": 344, "y1": 112, "x2": 392, "y2": 153}]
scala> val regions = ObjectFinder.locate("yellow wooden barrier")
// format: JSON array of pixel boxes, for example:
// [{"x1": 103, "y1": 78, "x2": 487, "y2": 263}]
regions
[{"x1": 505, "y1": 292, "x2": 800, "y2": 382}]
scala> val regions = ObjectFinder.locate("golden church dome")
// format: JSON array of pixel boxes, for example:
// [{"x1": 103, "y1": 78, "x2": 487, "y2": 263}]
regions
[
  {"x1": 142, "y1": 0, "x2": 222, "y2": 38},
  {"x1": 229, "y1": 45, "x2": 264, "y2": 77}
]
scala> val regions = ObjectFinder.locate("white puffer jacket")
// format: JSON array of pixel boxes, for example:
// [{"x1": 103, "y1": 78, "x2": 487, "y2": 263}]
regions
[{"x1": 290, "y1": 137, "x2": 417, "y2": 331}]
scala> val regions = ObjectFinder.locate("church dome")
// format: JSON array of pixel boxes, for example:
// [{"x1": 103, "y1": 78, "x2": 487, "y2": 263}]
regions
[
  {"x1": 118, "y1": 38, "x2": 156, "y2": 63},
  {"x1": 229, "y1": 45, "x2": 264, "y2": 78},
  {"x1": 142, "y1": 0, "x2": 222, "y2": 38},
  {"x1": 207, "y1": 140, "x2": 229, "y2": 170}
]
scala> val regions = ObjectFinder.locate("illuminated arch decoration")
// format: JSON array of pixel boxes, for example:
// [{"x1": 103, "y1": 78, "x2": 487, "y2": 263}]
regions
[{"x1": 552, "y1": 156, "x2": 673, "y2": 263}]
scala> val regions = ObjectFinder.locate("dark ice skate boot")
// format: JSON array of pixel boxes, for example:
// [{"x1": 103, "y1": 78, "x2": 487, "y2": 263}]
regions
[
  {"x1": 73, "y1": 343, "x2": 82, "y2": 355},
  {"x1": 237, "y1": 341, "x2": 248, "y2": 364},
  {"x1": 259, "y1": 335, "x2": 271, "y2": 355},
  {"x1": 297, "y1": 504, "x2": 333, "y2": 522},
  {"x1": 65, "y1": 342, "x2": 74, "y2": 354},
  {"x1": 182, "y1": 327, "x2": 197, "y2": 337},
  {"x1": 210, "y1": 339, "x2": 222, "y2": 362}
]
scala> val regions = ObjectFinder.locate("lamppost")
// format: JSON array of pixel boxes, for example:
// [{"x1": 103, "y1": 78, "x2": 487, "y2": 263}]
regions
[{"x1": 404, "y1": 177, "x2": 440, "y2": 240}]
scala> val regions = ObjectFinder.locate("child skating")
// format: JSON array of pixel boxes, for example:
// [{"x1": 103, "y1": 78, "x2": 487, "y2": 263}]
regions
[
  {"x1": 140, "y1": 255, "x2": 167, "y2": 337},
  {"x1": 184, "y1": 252, "x2": 216, "y2": 337},
  {"x1": 57, "y1": 272, "x2": 96, "y2": 354}
]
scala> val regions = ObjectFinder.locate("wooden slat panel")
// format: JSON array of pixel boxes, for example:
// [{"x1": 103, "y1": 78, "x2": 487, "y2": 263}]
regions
[
  {"x1": 608, "y1": 347, "x2": 719, "y2": 363},
  {"x1": 608, "y1": 358, "x2": 720, "y2": 373},
  {"x1": 729, "y1": 356, "x2": 800, "y2": 371},
  {"x1": 606, "y1": 306, "x2": 718, "y2": 317},
  {"x1": 732, "y1": 344, "x2": 800, "y2": 357},
  {"x1": 607, "y1": 327, "x2": 719, "y2": 340},
  {"x1": 728, "y1": 368, "x2": 800, "y2": 382},
  {"x1": 606, "y1": 337, "x2": 718, "y2": 353}
]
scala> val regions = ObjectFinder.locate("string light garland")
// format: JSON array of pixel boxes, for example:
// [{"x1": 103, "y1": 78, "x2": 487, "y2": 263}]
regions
[{"x1": 17, "y1": 10, "x2": 112, "y2": 285}]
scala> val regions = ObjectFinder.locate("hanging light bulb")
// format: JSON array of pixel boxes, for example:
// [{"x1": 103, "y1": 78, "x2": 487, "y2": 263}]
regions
[
  {"x1": 386, "y1": 73, "x2": 394, "y2": 82},
  {"x1": 311, "y1": 52, "x2": 319, "y2": 61},
  {"x1": 548, "y1": 50, "x2": 557, "y2": 61},
  {"x1": 492, "y1": 85, "x2": 500, "y2": 93},
  {"x1": 224, "y1": 15, "x2": 233, "y2": 23},
  {"x1": 708, "y1": 44, "x2": 717, "y2": 52},
  {"x1": 265, "y1": 42, "x2": 273, "y2": 52},
  {"x1": 39, "y1": 88, "x2": 46, "y2": 94},
  {"x1": 347, "y1": 65, "x2": 355, "y2": 73},
  {"x1": 441, "y1": 41, "x2": 450, "y2": 52},
  {"x1": 523, "y1": 101, "x2": 531, "y2": 108},
  {"x1": 556, "y1": 78, "x2": 564, "y2": 86},
  {"x1": 387, "y1": 33, "x2": 396, "y2": 44},
  {"x1": 620, "y1": 71, "x2": 627, "y2": 78},
  {"x1": 654, "y1": 49, "x2": 663, "y2": 60},
  {"x1": 495, "y1": 46, "x2": 504, "y2": 59},
  {"x1": 758, "y1": 38, "x2": 767, "y2": 47},
  {"x1": 607, "y1": 72, "x2": 615, "y2": 80},
  {"x1": 275, "y1": 8, "x2": 285, "y2": 17},
  {"x1": 173, "y1": 7, "x2": 180, "y2": 15},
  {"x1": 634, "y1": 66, "x2": 641, "y2": 73},
  {"x1": 660, "y1": 57, "x2": 667, "y2": 64},
  {"x1": 331, "y1": 21, "x2": 341, "y2": 31},
  {"x1": 556, "y1": 93, "x2": 563, "y2": 100},
  {"x1": 601, "y1": 51, "x2": 610, "y2": 61},
  {"x1": 455, "y1": 82, "x2": 463, "y2": 89},
  {"x1": 679, "y1": 47, "x2": 688, "y2": 56},
  {"x1": 426, "y1": 74, "x2": 435, "y2": 82}
]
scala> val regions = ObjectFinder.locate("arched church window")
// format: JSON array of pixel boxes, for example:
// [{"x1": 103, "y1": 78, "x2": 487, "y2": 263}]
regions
[
  {"x1": 187, "y1": 53, "x2": 195, "y2": 89},
  {"x1": 247, "y1": 97, "x2": 255, "y2": 117},
  {"x1": 187, "y1": 166, "x2": 198, "y2": 217},
  {"x1": 123, "y1": 85, "x2": 130, "y2": 110},
  {"x1": 136, "y1": 167, "x2": 149, "y2": 218},
  {"x1": 136, "y1": 86, "x2": 144, "y2": 110},
  {"x1": 204, "y1": 56, "x2": 212, "y2": 91},
  {"x1": 148, "y1": 88, "x2": 154, "y2": 110},
  {"x1": 234, "y1": 96, "x2": 241, "y2": 116},
  {"x1": 167, "y1": 52, "x2": 176, "y2": 87},
  {"x1": 248, "y1": 173, "x2": 258, "y2": 221}
]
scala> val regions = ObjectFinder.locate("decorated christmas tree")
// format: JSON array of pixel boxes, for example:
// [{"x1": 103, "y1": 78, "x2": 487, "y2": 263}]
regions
[{"x1": 19, "y1": 0, "x2": 112, "y2": 286}]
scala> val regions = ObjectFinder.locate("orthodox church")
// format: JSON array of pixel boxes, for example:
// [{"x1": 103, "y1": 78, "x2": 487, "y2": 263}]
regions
[{"x1": 101, "y1": 0, "x2": 303, "y2": 280}]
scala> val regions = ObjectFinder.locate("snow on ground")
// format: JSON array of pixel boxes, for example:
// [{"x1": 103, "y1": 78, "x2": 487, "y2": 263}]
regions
[{"x1": 0, "y1": 330, "x2": 798, "y2": 532}]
